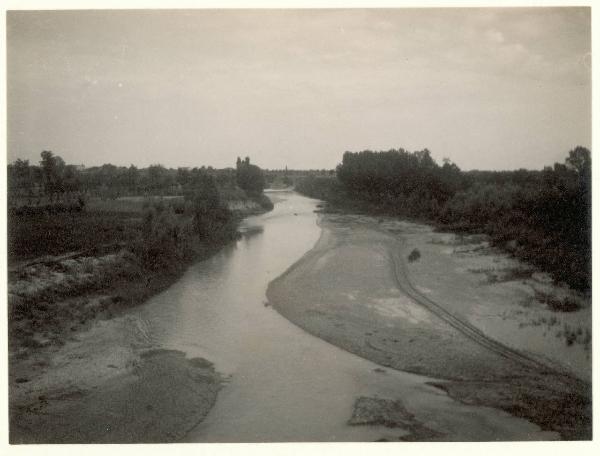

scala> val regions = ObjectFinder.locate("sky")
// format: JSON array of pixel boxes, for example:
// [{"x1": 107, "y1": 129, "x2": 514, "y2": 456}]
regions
[{"x1": 7, "y1": 8, "x2": 591, "y2": 170}]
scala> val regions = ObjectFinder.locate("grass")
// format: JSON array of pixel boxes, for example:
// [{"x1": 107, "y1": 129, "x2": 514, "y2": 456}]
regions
[
  {"x1": 7, "y1": 194, "x2": 199, "y2": 264},
  {"x1": 535, "y1": 290, "x2": 582, "y2": 313},
  {"x1": 555, "y1": 323, "x2": 591, "y2": 349},
  {"x1": 7, "y1": 191, "x2": 266, "y2": 359},
  {"x1": 468, "y1": 266, "x2": 535, "y2": 284},
  {"x1": 86, "y1": 196, "x2": 184, "y2": 214},
  {"x1": 7, "y1": 183, "x2": 277, "y2": 363},
  {"x1": 7, "y1": 211, "x2": 142, "y2": 264},
  {"x1": 7, "y1": 214, "x2": 239, "y2": 357},
  {"x1": 297, "y1": 179, "x2": 591, "y2": 293}
]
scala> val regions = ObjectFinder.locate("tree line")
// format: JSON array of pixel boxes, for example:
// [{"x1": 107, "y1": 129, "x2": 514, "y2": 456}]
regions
[
  {"x1": 7, "y1": 151, "x2": 267, "y2": 204},
  {"x1": 296, "y1": 147, "x2": 591, "y2": 293},
  {"x1": 8, "y1": 152, "x2": 270, "y2": 272}
]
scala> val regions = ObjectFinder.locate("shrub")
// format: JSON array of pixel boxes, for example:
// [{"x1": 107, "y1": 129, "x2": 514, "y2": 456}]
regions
[
  {"x1": 133, "y1": 206, "x2": 194, "y2": 271},
  {"x1": 408, "y1": 249, "x2": 421, "y2": 262},
  {"x1": 254, "y1": 194, "x2": 274, "y2": 211}
]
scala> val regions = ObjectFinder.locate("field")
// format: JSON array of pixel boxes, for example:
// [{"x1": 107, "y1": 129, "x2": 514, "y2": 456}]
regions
[
  {"x1": 7, "y1": 196, "x2": 193, "y2": 265},
  {"x1": 86, "y1": 196, "x2": 184, "y2": 214},
  {"x1": 7, "y1": 190, "x2": 266, "y2": 355},
  {"x1": 7, "y1": 211, "x2": 141, "y2": 264}
]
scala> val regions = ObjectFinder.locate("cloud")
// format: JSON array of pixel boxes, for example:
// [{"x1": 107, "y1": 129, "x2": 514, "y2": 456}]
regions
[{"x1": 7, "y1": 8, "x2": 591, "y2": 170}]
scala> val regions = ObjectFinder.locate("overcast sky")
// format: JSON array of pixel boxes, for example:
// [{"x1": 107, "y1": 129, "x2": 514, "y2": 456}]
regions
[{"x1": 7, "y1": 8, "x2": 591, "y2": 170}]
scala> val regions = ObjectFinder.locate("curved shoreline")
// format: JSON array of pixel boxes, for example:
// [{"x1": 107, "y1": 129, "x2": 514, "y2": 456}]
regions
[
  {"x1": 9, "y1": 317, "x2": 223, "y2": 444},
  {"x1": 266, "y1": 211, "x2": 591, "y2": 440},
  {"x1": 8, "y1": 201, "x2": 275, "y2": 444}
]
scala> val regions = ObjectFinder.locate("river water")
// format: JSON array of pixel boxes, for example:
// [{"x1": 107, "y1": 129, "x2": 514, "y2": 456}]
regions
[{"x1": 133, "y1": 191, "x2": 555, "y2": 442}]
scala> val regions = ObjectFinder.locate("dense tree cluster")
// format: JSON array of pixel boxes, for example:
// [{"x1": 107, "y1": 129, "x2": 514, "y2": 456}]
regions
[
  {"x1": 439, "y1": 147, "x2": 590, "y2": 291},
  {"x1": 8, "y1": 153, "x2": 271, "y2": 274},
  {"x1": 337, "y1": 149, "x2": 464, "y2": 218},
  {"x1": 134, "y1": 177, "x2": 236, "y2": 272},
  {"x1": 297, "y1": 147, "x2": 591, "y2": 292},
  {"x1": 235, "y1": 156, "x2": 265, "y2": 197},
  {"x1": 7, "y1": 152, "x2": 243, "y2": 203},
  {"x1": 8, "y1": 152, "x2": 83, "y2": 201},
  {"x1": 183, "y1": 169, "x2": 235, "y2": 242}
]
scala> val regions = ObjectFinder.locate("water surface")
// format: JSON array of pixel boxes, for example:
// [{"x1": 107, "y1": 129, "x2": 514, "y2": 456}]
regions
[{"x1": 134, "y1": 191, "x2": 555, "y2": 442}]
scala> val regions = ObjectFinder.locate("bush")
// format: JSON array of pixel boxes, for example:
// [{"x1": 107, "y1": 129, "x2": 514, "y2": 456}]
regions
[
  {"x1": 312, "y1": 147, "x2": 591, "y2": 292},
  {"x1": 7, "y1": 211, "x2": 140, "y2": 263},
  {"x1": 134, "y1": 205, "x2": 196, "y2": 271},
  {"x1": 295, "y1": 176, "x2": 344, "y2": 202},
  {"x1": 254, "y1": 194, "x2": 274, "y2": 211},
  {"x1": 408, "y1": 249, "x2": 421, "y2": 262}
]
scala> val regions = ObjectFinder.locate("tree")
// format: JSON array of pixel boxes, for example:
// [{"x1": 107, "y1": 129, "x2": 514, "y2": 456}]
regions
[
  {"x1": 176, "y1": 167, "x2": 191, "y2": 187},
  {"x1": 40, "y1": 150, "x2": 66, "y2": 197},
  {"x1": 236, "y1": 157, "x2": 265, "y2": 196},
  {"x1": 184, "y1": 170, "x2": 231, "y2": 241},
  {"x1": 147, "y1": 164, "x2": 173, "y2": 194},
  {"x1": 566, "y1": 146, "x2": 591, "y2": 176},
  {"x1": 98, "y1": 163, "x2": 119, "y2": 198},
  {"x1": 63, "y1": 165, "x2": 81, "y2": 193},
  {"x1": 8, "y1": 159, "x2": 33, "y2": 196},
  {"x1": 126, "y1": 165, "x2": 140, "y2": 193}
]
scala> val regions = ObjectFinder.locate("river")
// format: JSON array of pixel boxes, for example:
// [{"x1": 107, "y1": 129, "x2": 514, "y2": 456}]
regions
[{"x1": 132, "y1": 191, "x2": 555, "y2": 442}]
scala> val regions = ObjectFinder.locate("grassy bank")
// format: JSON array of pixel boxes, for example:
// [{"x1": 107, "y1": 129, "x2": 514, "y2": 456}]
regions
[
  {"x1": 7, "y1": 189, "x2": 271, "y2": 357},
  {"x1": 8, "y1": 211, "x2": 140, "y2": 264}
]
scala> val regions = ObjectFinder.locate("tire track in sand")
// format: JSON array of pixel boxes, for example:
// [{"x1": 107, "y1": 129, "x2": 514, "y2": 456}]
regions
[{"x1": 385, "y1": 236, "x2": 559, "y2": 375}]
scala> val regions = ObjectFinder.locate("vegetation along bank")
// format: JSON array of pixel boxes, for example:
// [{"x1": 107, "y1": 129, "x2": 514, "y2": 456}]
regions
[
  {"x1": 296, "y1": 146, "x2": 591, "y2": 295},
  {"x1": 7, "y1": 152, "x2": 273, "y2": 357}
]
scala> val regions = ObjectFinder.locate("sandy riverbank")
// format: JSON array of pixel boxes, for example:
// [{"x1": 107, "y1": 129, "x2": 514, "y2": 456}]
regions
[
  {"x1": 8, "y1": 193, "x2": 591, "y2": 442},
  {"x1": 9, "y1": 311, "x2": 222, "y2": 443},
  {"x1": 266, "y1": 211, "x2": 591, "y2": 440}
]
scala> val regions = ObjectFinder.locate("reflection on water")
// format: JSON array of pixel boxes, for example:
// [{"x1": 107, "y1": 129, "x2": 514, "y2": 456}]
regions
[{"x1": 133, "y1": 191, "x2": 556, "y2": 442}]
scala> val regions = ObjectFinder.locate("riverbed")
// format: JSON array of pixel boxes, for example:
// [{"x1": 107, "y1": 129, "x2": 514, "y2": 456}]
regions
[
  {"x1": 9, "y1": 191, "x2": 568, "y2": 442},
  {"x1": 142, "y1": 191, "x2": 558, "y2": 441}
]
